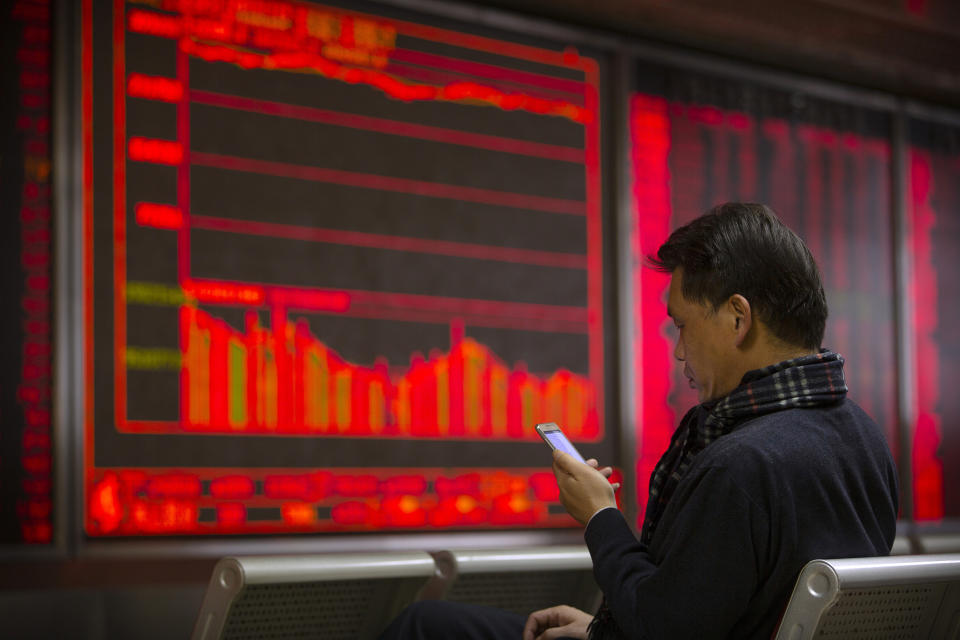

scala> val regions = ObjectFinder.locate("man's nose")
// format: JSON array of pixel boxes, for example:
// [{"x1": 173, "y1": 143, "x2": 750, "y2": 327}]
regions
[{"x1": 674, "y1": 338, "x2": 685, "y2": 361}]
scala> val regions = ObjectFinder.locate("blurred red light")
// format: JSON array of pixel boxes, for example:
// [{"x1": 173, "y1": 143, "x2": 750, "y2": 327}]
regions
[
  {"x1": 183, "y1": 280, "x2": 265, "y2": 305},
  {"x1": 434, "y1": 473, "x2": 482, "y2": 497},
  {"x1": 282, "y1": 502, "x2": 316, "y2": 525},
  {"x1": 264, "y1": 474, "x2": 313, "y2": 500},
  {"x1": 210, "y1": 475, "x2": 255, "y2": 499},
  {"x1": 382, "y1": 495, "x2": 426, "y2": 527},
  {"x1": 331, "y1": 500, "x2": 373, "y2": 525},
  {"x1": 490, "y1": 494, "x2": 537, "y2": 525},
  {"x1": 128, "y1": 10, "x2": 181, "y2": 38},
  {"x1": 216, "y1": 503, "x2": 246, "y2": 527},
  {"x1": 380, "y1": 474, "x2": 427, "y2": 496},
  {"x1": 528, "y1": 472, "x2": 559, "y2": 502},
  {"x1": 335, "y1": 474, "x2": 379, "y2": 497},
  {"x1": 89, "y1": 473, "x2": 122, "y2": 534},
  {"x1": 21, "y1": 523, "x2": 52, "y2": 543},
  {"x1": 135, "y1": 203, "x2": 183, "y2": 229},
  {"x1": 128, "y1": 137, "x2": 183, "y2": 165},
  {"x1": 146, "y1": 473, "x2": 201, "y2": 499},
  {"x1": 127, "y1": 73, "x2": 183, "y2": 102}
]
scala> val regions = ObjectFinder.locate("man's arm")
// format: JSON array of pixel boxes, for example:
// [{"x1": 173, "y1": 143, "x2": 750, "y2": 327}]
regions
[
  {"x1": 552, "y1": 450, "x2": 618, "y2": 525},
  {"x1": 515, "y1": 453, "x2": 617, "y2": 640},
  {"x1": 556, "y1": 454, "x2": 768, "y2": 639},
  {"x1": 522, "y1": 605, "x2": 593, "y2": 640}
]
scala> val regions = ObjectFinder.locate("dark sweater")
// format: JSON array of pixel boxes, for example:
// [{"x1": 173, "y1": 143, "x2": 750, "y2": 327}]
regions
[{"x1": 584, "y1": 399, "x2": 898, "y2": 639}]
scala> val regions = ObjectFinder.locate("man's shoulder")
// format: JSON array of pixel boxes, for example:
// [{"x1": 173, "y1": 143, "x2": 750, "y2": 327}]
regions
[
  {"x1": 727, "y1": 398, "x2": 877, "y2": 444},
  {"x1": 695, "y1": 399, "x2": 887, "y2": 478}
]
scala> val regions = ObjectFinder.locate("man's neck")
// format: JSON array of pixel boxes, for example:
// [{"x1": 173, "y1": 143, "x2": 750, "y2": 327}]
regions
[
  {"x1": 733, "y1": 329, "x2": 817, "y2": 390},
  {"x1": 754, "y1": 346, "x2": 817, "y2": 370}
]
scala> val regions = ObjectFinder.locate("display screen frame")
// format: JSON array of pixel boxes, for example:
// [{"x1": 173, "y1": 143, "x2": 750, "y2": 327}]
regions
[
  {"x1": 41, "y1": 0, "x2": 960, "y2": 558},
  {"x1": 71, "y1": 0, "x2": 626, "y2": 549}
]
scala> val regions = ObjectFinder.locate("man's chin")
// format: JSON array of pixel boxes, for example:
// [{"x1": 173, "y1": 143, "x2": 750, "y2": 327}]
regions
[{"x1": 696, "y1": 388, "x2": 717, "y2": 403}]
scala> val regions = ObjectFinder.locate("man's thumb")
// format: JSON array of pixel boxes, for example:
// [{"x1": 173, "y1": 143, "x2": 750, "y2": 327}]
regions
[{"x1": 552, "y1": 449, "x2": 576, "y2": 472}]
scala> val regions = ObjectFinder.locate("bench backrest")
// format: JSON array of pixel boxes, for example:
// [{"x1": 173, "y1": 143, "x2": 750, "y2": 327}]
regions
[
  {"x1": 431, "y1": 546, "x2": 601, "y2": 615},
  {"x1": 191, "y1": 551, "x2": 437, "y2": 640},
  {"x1": 191, "y1": 546, "x2": 603, "y2": 639},
  {"x1": 775, "y1": 554, "x2": 960, "y2": 639}
]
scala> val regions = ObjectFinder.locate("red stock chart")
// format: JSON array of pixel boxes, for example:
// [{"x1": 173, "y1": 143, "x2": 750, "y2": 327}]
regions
[
  {"x1": 908, "y1": 119, "x2": 960, "y2": 522},
  {"x1": 629, "y1": 78, "x2": 898, "y2": 526},
  {"x1": 82, "y1": 0, "x2": 609, "y2": 536},
  {"x1": 1, "y1": 0, "x2": 54, "y2": 545}
]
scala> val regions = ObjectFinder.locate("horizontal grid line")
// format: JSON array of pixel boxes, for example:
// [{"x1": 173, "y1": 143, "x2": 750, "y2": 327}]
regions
[
  {"x1": 190, "y1": 151, "x2": 587, "y2": 215},
  {"x1": 189, "y1": 90, "x2": 584, "y2": 162},
  {"x1": 190, "y1": 214, "x2": 587, "y2": 269}
]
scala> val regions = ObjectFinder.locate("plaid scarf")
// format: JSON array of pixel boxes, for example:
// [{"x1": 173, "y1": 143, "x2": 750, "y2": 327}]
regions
[{"x1": 588, "y1": 350, "x2": 848, "y2": 640}]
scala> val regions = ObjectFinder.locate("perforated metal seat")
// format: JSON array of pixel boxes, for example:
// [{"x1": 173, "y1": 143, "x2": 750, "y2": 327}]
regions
[
  {"x1": 430, "y1": 546, "x2": 602, "y2": 616},
  {"x1": 191, "y1": 551, "x2": 437, "y2": 640},
  {"x1": 192, "y1": 546, "x2": 602, "y2": 639},
  {"x1": 774, "y1": 554, "x2": 960, "y2": 639}
]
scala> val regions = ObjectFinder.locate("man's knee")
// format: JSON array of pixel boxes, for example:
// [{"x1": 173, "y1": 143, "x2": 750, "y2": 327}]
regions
[
  {"x1": 379, "y1": 600, "x2": 461, "y2": 639},
  {"x1": 379, "y1": 600, "x2": 526, "y2": 640}
]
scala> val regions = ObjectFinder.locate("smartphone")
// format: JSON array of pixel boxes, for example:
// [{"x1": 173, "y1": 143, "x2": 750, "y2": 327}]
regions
[{"x1": 535, "y1": 422, "x2": 587, "y2": 464}]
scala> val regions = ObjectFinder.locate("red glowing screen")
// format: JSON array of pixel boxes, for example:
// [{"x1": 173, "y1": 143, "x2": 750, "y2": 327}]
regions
[
  {"x1": 0, "y1": 0, "x2": 54, "y2": 545},
  {"x1": 908, "y1": 119, "x2": 960, "y2": 522},
  {"x1": 629, "y1": 68, "x2": 898, "y2": 525},
  {"x1": 82, "y1": 0, "x2": 609, "y2": 535}
]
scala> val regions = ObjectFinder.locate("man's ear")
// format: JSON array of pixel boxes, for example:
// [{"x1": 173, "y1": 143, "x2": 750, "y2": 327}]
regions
[{"x1": 728, "y1": 294, "x2": 752, "y2": 346}]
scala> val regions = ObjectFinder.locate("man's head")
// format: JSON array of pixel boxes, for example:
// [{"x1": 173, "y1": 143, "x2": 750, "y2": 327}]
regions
[{"x1": 649, "y1": 203, "x2": 827, "y2": 402}]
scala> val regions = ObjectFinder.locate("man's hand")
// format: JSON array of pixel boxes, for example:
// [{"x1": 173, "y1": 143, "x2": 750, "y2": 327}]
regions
[
  {"x1": 553, "y1": 451, "x2": 619, "y2": 525},
  {"x1": 522, "y1": 605, "x2": 593, "y2": 640}
]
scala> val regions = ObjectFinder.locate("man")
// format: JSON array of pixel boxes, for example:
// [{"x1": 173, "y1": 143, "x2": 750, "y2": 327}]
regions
[{"x1": 380, "y1": 203, "x2": 898, "y2": 640}]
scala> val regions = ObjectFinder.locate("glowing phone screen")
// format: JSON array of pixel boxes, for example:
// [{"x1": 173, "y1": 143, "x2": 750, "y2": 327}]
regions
[{"x1": 544, "y1": 431, "x2": 586, "y2": 463}]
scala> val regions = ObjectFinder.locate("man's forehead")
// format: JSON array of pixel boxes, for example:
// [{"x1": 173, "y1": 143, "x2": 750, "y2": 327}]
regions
[
  {"x1": 666, "y1": 269, "x2": 683, "y2": 310},
  {"x1": 666, "y1": 269, "x2": 709, "y2": 317}
]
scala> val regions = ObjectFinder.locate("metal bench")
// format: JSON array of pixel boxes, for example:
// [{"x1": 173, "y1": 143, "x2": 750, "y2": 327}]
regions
[
  {"x1": 191, "y1": 545, "x2": 600, "y2": 640},
  {"x1": 774, "y1": 554, "x2": 960, "y2": 639},
  {"x1": 191, "y1": 551, "x2": 437, "y2": 640},
  {"x1": 430, "y1": 545, "x2": 601, "y2": 616}
]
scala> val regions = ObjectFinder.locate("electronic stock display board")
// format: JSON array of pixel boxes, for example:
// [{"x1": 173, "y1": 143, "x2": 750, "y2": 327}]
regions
[
  {"x1": 909, "y1": 118, "x2": 960, "y2": 522},
  {"x1": 628, "y1": 65, "x2": 897, "y2": 525},
  {"x1": 0, "y1": 0, "x2": 54, "y2": 545},
  {"x1": 82, "y1": 0, "x2": 609, "y2": 536}
]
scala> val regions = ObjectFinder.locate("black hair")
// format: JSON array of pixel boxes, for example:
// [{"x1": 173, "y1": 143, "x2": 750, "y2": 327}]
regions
[{"x1": 648, "y1": 202, "x2": 827, "y2": 350}]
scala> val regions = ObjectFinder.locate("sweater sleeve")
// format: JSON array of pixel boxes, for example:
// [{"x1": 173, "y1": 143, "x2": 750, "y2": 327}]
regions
[{"x1": 584, "y1": 465, "x2": 769, "y2": 640}]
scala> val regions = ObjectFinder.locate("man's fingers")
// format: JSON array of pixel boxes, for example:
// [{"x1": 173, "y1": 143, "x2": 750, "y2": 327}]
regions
[
  {"x1": 524, "y1": 606, "x2": 566, "y2": 640},
  {"x1": 576, "y1": 457, "x2": 616, "y2": 481},
  {"x1": 527, "y1": 605, "x2": 593, "y2": 640},
  {"x1": 535, "y1": 625, "x2": 580, "y2": 640},
  {"x1": 552, "y1": 449, "x2": 579, "y2": 474},
  {"x1": 555, "y1": 452, "x2": 616, "y2": 484},
  {"x1": 522, "y1": 609, "x2": 547, "y2": 640},
  {"x1": 522, "y1": 616, "x2": 537, "y2": 640},
  {"x1": 524, "y1": 606, "x2": 576, "y2": 640}
]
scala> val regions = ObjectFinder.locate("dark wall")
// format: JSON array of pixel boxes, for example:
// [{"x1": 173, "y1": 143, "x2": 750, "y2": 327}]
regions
[
  {"x1": 0, "y1": 0, "x2": 958, "y2": 638},
  {"x1": 474, "y1": 0, "x2": 960, "y2": 108}
]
